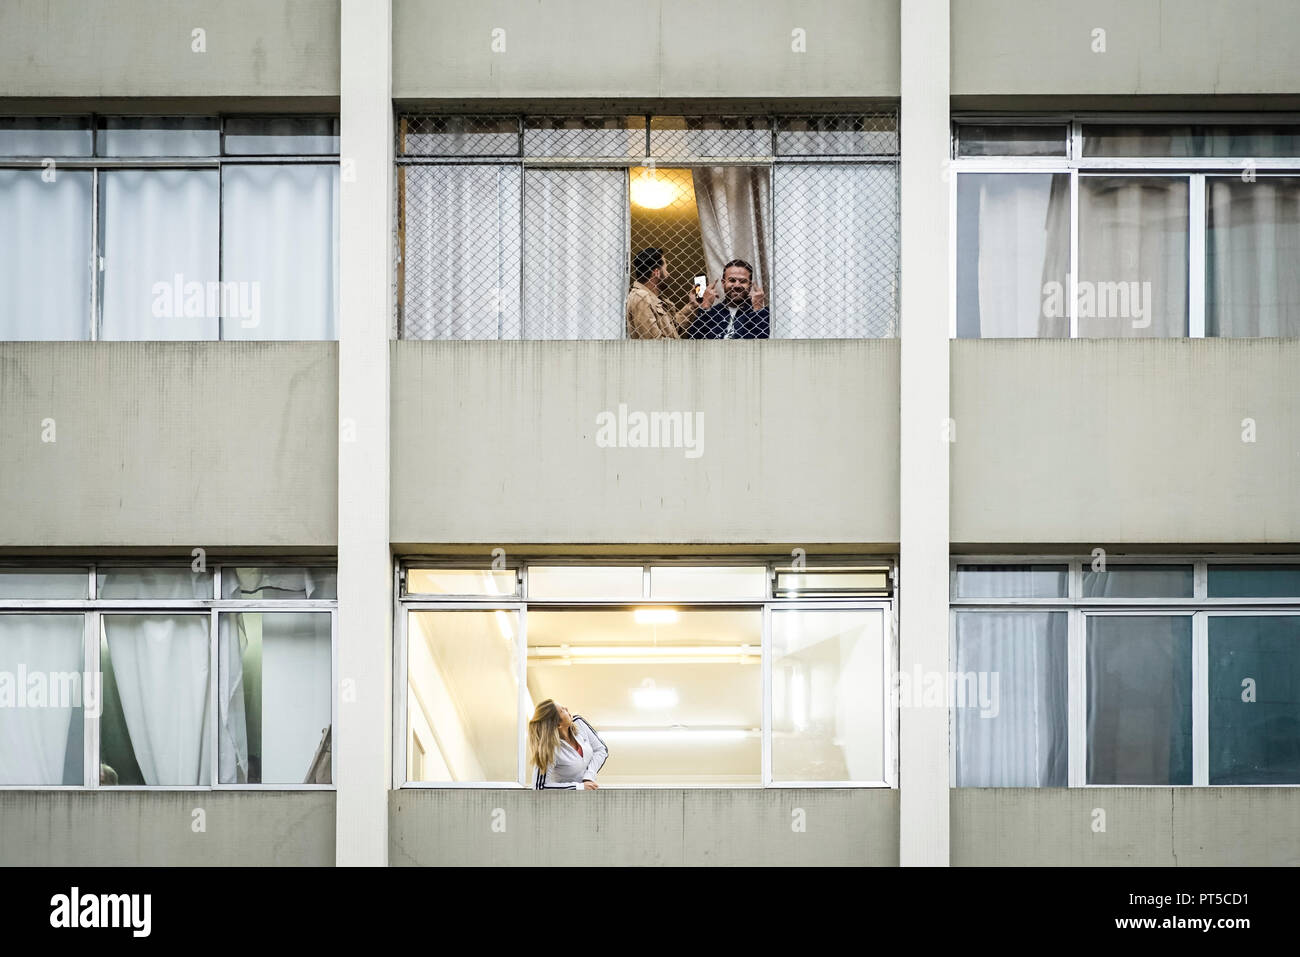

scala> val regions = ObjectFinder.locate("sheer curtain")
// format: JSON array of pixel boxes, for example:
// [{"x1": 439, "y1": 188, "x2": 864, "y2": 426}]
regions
[
  {"x1": 522, "y1": 168, "x2": 628, "y2": 339},
  {"x1": 102, "y1": 615, "x2": 211, "y2": 786},
  {"x1": 0, "y1": 614, "x2": 83, "y2": 785},
  {"x1": 956, "y1": 173, "x2": 1070, "y2": 337},
  {"x1": 772, "y1": 164, "x2": 898, "y2": 338},
  {"x1": 1078, "y1": 176, "x2": 1189, "y2": 337},
  {"x1": 100, "y1": 169, "x2": 219, "y2": 340},
  {"x1": 221, "y1": 164, "x2": 340, "y2": 340},
  {"x1": 954, "y1": 611, "x2": 1068, "y2": 787},
  {"x1": 402, "y1": 165, "x2": 522, "y2": 340},
  {"x1": 1207, "y1": 176, "x2": 1300, "y2": 336},
  {"x1": 0, "y1": 169, "x2": 91, "y2": 340},
  {"x1": 692, "y1": 167, "x2": 770, "y2": 288}
]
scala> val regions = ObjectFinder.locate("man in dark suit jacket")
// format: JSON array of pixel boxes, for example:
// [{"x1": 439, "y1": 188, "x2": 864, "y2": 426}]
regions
[{"x1": 686, "y1": 259, "x2": 770, "y2": 339}]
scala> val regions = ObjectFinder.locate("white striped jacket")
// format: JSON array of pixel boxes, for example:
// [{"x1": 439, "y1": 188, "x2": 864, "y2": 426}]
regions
[{"x1": 533, "y1": 716, "x2": 609, "y2": 789}]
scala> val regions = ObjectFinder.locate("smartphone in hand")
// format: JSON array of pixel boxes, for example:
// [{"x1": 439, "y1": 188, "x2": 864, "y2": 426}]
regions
[{"x1": 693, "y1": 275, "x2": 708, "y2": 300}]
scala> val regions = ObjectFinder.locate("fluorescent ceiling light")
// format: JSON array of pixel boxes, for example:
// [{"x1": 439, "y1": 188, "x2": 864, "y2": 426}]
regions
[
  {"x1": 631, "y1": 682, "x2": 679, "y2": 709},
  {"x1": 599, "y1": 729, "x2": 758, "y2": 741},
  {"x1": 530, "y1": 645, "x2": 754, "y2": 658}
]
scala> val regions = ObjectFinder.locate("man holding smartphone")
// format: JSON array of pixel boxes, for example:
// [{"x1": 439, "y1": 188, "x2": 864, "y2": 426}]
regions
[
  {"x1": 686, "y1": 259, "x2": 769, "y2": 339},
  {"x1": 626, "y1": 247, "x2": 716, "y2": 339}
]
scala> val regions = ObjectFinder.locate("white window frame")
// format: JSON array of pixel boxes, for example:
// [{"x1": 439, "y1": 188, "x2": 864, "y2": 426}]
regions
[
  {"x1": 0, "y1": 558, "x2": 338, "y2": 791},
  {"x1": 948, "y1": 112, "x2": 1300, "y2": 339},
  {"x1": 394, "y1": 556, "x2": 897, "y2": 790},
  {"x1": 950, "y1": 554, "x2": 1300, "y2": 788}
]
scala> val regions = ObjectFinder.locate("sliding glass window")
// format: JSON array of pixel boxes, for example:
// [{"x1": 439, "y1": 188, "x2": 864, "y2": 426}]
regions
[
  {"x1": 399, "y1": 560, "x2": 894, "y2": 788},
  {"x1": 0, "y1": 563, "x2": 336, "y2": 789},
  {"x1": 0, "y1": 115, "x2": 339, "y2": 341}
]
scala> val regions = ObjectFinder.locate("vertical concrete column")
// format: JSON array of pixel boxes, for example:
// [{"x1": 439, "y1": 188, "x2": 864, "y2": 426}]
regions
[
  {"x1": 898, "y1": 0, "x2": 951, "y2": 866},
  {"x1": 337, "y1": 0, "x2": 393, "y2": 866}
]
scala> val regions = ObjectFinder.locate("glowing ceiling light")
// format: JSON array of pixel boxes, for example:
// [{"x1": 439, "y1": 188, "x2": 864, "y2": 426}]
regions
[
  {"x1": 630, "y1": 170, "x2": 676, "y2": 209},
  {"x1": 632, "y1": 678, "x2": 679, "y2": 710},
  {"x1": 634, "y1": 608, "x2": 678, "y2": 625}
]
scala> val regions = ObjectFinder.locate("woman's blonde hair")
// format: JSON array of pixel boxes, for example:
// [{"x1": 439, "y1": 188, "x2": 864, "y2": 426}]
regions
[{"x1": 527, "y1": 698, "x2": 563, "y2": 776}]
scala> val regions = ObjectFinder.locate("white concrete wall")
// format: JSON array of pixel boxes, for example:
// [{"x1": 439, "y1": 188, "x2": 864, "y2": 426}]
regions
[
  {"x1": 0, "y1": 342, "x2": 337, "y2": 549},
  {"x1": 391, "y1": 340, "x2": 899, "y2": 547},
  {"x1": 951, "y1": 339, "x2": 1300, "y2": 546}
]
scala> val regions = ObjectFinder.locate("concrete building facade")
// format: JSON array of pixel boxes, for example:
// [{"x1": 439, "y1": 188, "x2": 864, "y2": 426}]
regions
[{"x1": 2, "y1": 0, "x2": 1299, "y2": 866}]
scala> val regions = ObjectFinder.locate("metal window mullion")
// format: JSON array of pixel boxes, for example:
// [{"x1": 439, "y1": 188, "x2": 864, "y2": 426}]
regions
[
  {"x1": 761, "y1": 602, "x2": 772, "y2": 787},
  {"x1": 393, "y1": 566, "x2": 406, "y2": 789},
  {"x1": 217, "y1": 161, "x2": 225, "y2": 341},
  {"x1": 948, "y1": 611, "x2": 957, "y2": 787},
  {"x1": 948, "y1": 168, "x2": 958, "y2": 338},
  {"x1": 209, "y1": 608, "x2": 219, "y2": 786},
  {"x1": 1193, "y1": 611, "x2": 1209, "y2": 786},
  {"x1": 1068, "y1": 608, "x2": 1086, "y2": 786},
  {"x1": 331, "y1": 607, "x2": 339, "y2": 789},
  {"x1": 516, "y1": 603, "x2": 528, "y2": 787},
  {"x1": 84, "y1": 611, "x2": 98, "y2": 789},
  {"x1": 1069, "y1": 168, "x2": 1080, "y2": 338},
  {"x1": 1189, "y1": 172, "x2": 1207, "y2": 337},
  {"x1": 90, "y1": 168, "x2": 100, "y2": 341}
]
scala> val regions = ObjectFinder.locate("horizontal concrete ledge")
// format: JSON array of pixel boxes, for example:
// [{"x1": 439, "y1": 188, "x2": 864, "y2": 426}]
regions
[
  {"x1": 0, "y1": 791, "x2": 336, "y2": 866},
  {"x1": 390, "y1": 788, "x2": 900, "y2": 866},
  {"x1": 952, "y1": 788, "x2": 1300, "y2": 866}
]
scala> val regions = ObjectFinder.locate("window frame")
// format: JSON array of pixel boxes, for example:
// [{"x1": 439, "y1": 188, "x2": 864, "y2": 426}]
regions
[
  {"x1": 0, "y1": 558, "x2": 337, "y2": 792},
  {"x1": 393, "y1": 110, "x2": 901, "y2": 341},
  {"x1": 394, "y1": 556, "x2": 897, "y2": 790},
  {"x1": 0, "y1": 114, "x2": 340, "y2": 342},
  {"x1": 949, "y1": 112, "x2": 1300, "y2": 339},
  {"x1": 950, "y1": 554, "x2": 1300, "y2": 788}
]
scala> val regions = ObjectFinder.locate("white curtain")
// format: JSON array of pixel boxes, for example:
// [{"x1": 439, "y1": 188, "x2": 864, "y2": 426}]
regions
[
  {"x1": 0, "y1": 614, "x2": 83, "y2": 785},
  {"x1": 772, "y1": 164, "x2": 898, "y2": 338},
  {"x1": 1078, "y1": 176, "x2": 1189, "y2": 337},
  {"x1": 221, "y1": 164, "x2": 339, "y2": 340},
  {"x1": 100, "y1": 169, "x2": 220, "y2": 340},
  {"x1": 402, "y1": 164, "x2": 522, "y2": 340},
  {"x1": 692, "y1": 167, "x2": 770, "y2": 288},
  {"x1": 954, "y1": 611, "x2": 1068, "y2": 787},
  {"x1": 1207, "y1": 176, "x2": 1300, "y2": 336},
  {"x1": 956, "y1": 173, "x2": 1070, "y2": 337},
  {"x1": 102, "y1": 615, "x2": 210, "y2": 786},
  {"x1": 0, "y1": 169, "x2": 92, "y2": 340},
  {"x1": 522, "y1": 168, "x2": 627, "y2": 339}
]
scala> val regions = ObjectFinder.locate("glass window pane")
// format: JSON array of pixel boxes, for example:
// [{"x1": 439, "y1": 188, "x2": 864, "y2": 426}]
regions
[
  {"x1": 221, "y1": 164, "x2": 338, "y2": 340},
  {"x1": 1086, "y1": 615, "x2": 1192, "y2": 784},
  {"x1": 524, "y1": 115, "x2": 644, "y2": 158},
  {"x1": 956, "y1": 124, "x2": 1067, "y2": 157},
  {"x1": 1208, "y1": 564, "x2": 1300, "y2": 598},
  {"x1": 777, "y1": 115, "x2": 898, "y2": 156},
  {"x1": 527, "y1": 566, "x2": 644, "y2": 600},
  {"x1": 1199, "y1": 125, "x2": 1300, "y2": 157},
  {"x1": 774, "y1": 568, "x2": 890, "y2": 596},
  {"x1": 1206, "y1": 176, "x2": 1300, "y2": 337},
  {"x1": 0, "y1": 614, "x2": 85, "y2": 785},
  {"x1": 96, "y1": 567, "x2": 213, "y2": 599},
  {"x1": 527, "y1": 608, "x2": 761, "y2": 785},
  {"x1": 772, "y1": 163, "x2": 898, "y2": 338},
  {"x1": 1209, "y1": 616, "x2": 1300, "y2": 784},
  {"x1": 0, "y1": 116, "x2": 91, "y2": 156},
  {"x1": 523, "y1": 168, "x2": 626, "y2": 339},
  {"x1": 956, "y1": 173, "x2": 1070, "y2": 337},
  {"x1": 400, "y1": 115, "x2": 519, "y2": 157},
  {"x1": 0, "y1": 168, "x2": 92, "y2": 340},
  {"x1": 406, "y1": 568, "x2": 517, "y2": 597},
  {"x1": 407, "y1": 610, "x2": 520, "y2": 782},
  {"x1": 100, "y1": 169, "x2": 219, "y2": 340},
  {"x1": 1081, "y1": 564, "x2": 1194, "y2": 598},
  {"x1": 954, "y1": 611, "x2": 1067, "y2": 786},
  {"x1": 0, "y1": 567, "x2": 88, "y2": 599},
  {"x1": 400, "y1": 164, "x2": 522, "y2": 340},
  {"x1": 1082, "y1": 125, "x2": 1197, "y2": 157},
  {"x1": 97, "y1": 116, "x2": 219, "y2": 157},
  {"x1": 219, "y1": 612, "x2": 331, "y2": 784},
  {"x1": 771, "y1": 609, "x2": 883, "y2": 782},
  {"x1": 221, "y1": 567, "x2": 336, "y2": 600},
  {"x1": 99, "y1": 614, "x2": 210, "y2": 786},
  {"x1": 649, "y1": 566, "x2": 766, "y2": 599},
  {"x1": 954, "y1": 564, "x2": 1067, "y2": 599},
  {"x1": 1078, "y1": 176, "x2": 1188, "y2": 337},
  {"x1": 223, "y1": 116, "x2": 339, "y2": 155},
  {"x1": 649, "y1": 116, "x2": 771, "y2": 159}
]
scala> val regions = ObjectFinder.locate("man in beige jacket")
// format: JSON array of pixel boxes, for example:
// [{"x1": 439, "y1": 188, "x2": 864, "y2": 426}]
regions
[{"x1": 625, "y1": 247, "x2": 717, "y2": 338}]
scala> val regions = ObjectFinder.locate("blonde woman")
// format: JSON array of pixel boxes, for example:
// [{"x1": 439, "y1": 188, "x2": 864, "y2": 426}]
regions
[{"x1": 528, "y1": 699, "x2": 608, "y2": 790}]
